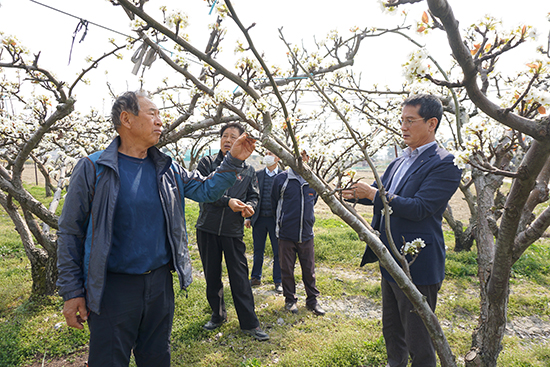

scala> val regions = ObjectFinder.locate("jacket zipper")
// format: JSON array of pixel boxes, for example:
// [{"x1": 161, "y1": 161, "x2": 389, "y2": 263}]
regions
[
  {"x1": 299, "y1": 181, "x2": 306, "y2": 243},
  {"x1": 218, "y1": 207, "x2": 226, "y2": 236}
]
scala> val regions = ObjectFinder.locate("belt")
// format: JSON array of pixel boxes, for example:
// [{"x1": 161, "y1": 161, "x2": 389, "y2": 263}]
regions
[{"x1": 108, "y1": 262, "x2": 169, "y2": 276}]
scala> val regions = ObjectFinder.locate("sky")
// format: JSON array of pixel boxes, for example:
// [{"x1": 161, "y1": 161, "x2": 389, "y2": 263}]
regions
[{"x1": 0, "y1": 0, "x2": 549, "y2": 116}]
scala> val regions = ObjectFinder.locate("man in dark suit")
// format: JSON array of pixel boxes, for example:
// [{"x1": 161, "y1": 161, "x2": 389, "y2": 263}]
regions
[
  {"x1": 343, "y1": 94, "x2": 462, "y2": 367},
  {"x1": 245, "y1": 150, "x2": 283, "y2": 293}
]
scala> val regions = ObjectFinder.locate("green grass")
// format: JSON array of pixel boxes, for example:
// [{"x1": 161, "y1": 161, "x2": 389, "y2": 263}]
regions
[
  {"x1": 0, "y1": 212, "x2": 25, "y2": 258},
  {"x1": 445, "y1": 246, "x2": 479, "y2": 278},
  {"x1": 512, "y1": 241, "x2": 550, "y2": 285},
  {"x1": 2, "y1": 186, "x2": 550, "y2": 366},
  {"x1": 315, "y1": 224, "x2": 365, "y2": 265},
  {"x1": 0, "y1": 295, "x2": 90, "y2": 367}
]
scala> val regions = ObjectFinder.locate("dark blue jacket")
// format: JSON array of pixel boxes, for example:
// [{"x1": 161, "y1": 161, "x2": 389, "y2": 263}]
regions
[
  {"x1": 57, "y1": 137, "x2": 244, "y2": 314},
  {"x1": 357, "y1": 144, "x2": 461, "y2": 285},
  {"x1": 271, "y1": 169, "x2": 318, "y2": 243}
]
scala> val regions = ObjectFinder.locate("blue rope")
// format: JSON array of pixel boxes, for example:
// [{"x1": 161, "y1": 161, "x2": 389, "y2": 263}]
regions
[{"x1": 209, "y1": 0, "x2": 218, "y2": 15}]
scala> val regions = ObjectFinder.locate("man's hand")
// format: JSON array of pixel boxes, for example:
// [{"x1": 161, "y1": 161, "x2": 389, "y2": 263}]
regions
[
  {"x1": 241, "y1": 205, "x2": 254, "y2": 218},
  {"x1": 229, "y1": 133, "x2": 256, "y2": 161},
  {"x1": 63, "y1": 297, "x2": 88, "y2": 330},
  {"x1": 342, "y1": 181, "x2": 378, "y2": 201},
  {"x1": 244, "y1": 219, "x2": 252, "y2": 229},
  {"x1": 229, "y1": 198, "x2": 255, "y2": 218}
]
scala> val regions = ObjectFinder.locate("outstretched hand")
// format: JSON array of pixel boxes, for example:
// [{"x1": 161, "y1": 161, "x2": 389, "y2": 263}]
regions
[
  {"x1": 342, "y1": 181, "x2": 378, "y2": 201},
  {"x1": 230, "y1": 133, "x2": 256, "y2": 161}
]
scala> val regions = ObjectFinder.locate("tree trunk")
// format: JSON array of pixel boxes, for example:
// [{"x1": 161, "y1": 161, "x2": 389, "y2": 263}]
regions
[
  {"x1": 465, "y1": 169, "x2": 502, "y2": 367},
  {"x1": 0, "y1": 193, "x2": 58, "y2": 298},
  {"x1": 466, "y1": 142, "x2": 550, "y2": 366},
  {"x1": 444, "y1": 183, "x2": 477, "y2": 252},
  {"x1": 29, "y1": 247, "x2": 58, "y2": 298},
  {"x1": 30, "y1": 154, "x2": 55, "y2": 197},
  {"x1": 443, "y1": 205, "x2": 475, "y2": 252}
]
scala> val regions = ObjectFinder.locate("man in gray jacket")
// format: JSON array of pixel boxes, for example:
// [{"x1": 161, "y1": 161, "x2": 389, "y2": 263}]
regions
[{"x1": 57, "y1": 91, "x2": 255, "y2": 367}]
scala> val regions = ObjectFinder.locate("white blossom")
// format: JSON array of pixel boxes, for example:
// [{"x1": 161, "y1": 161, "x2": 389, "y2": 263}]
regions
[{"x1": 401, "y1": 238, "x2": 426, "y2": 256}]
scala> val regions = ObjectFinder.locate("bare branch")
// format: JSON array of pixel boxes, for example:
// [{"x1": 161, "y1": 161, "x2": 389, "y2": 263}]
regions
[{"x1": 115, "y1": 0, "x2": 262, "y2": 100}]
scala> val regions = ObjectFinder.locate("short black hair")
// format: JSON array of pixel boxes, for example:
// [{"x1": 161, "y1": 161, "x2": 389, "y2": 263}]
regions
[
  {"x1": 111, "y1": 90, "x2": 149, "y2": 131},
  {"x1": 220, "y1": 122, "x2": 245, "y2": 137},
  {"x1": 402, "y1": 94, "x2": 443, "y2": 132}
]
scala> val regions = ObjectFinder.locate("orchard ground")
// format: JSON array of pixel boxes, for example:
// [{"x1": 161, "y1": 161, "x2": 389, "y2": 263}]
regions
[{"x1": 12, "y1": 164, "x2": 550, "y2": 367}]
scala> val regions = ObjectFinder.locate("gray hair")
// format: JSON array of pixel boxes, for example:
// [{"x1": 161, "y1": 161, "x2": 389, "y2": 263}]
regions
[
  {"x1": 111, "y1": 90, "x2": 149, "y2": 131},
  {"x1": 220, "y1": 122, "x2": 245, "y2": 137}
]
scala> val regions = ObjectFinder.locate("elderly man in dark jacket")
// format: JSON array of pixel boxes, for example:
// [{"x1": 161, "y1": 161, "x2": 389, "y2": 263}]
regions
[
  {"x1": 195, "y1": 122, "x2": 268, "y2": 341},
  {"x1": 57, "y1": 91, "x2": 255, "y2": 367}
]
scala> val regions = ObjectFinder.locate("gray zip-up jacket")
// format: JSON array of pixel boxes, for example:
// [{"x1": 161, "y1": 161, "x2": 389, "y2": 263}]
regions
[{"x1": 57, "y1": 137, "x2": 244, "y2": 314}]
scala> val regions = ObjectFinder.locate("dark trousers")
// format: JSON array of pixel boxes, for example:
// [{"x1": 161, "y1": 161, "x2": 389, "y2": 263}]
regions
[
  {"x1": 278, "y1": 238, "x2": 320, "y2": 306},
  {"x1": 87, "y1": 263, "x2": 173, "y2": 367},
  {"x1": 381, "y1": 276, "x2": 441, "y2": 367},
  {"x1": 251, "y1": 216, "x2": 281, "y2": 284},
  {"x1": 196, "y1": 229, "x2": 259, "y2": 330}
]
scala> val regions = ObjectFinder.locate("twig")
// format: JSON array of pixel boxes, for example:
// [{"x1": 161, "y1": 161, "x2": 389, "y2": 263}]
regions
[
  {"x1": 504, "y1": 71, "x2": 539, "y2": 115},
  {"x1": 224, "y1": 0, "x2": 301, "y2": 160},
  {"x1": 278, "y1": 28, "x2": 409, "y2": 276}
]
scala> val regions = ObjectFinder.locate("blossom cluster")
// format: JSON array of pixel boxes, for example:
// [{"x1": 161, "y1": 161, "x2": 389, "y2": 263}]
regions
[
  {"x1": 402, "y1": 49, "x2": 433, "y2": 84},
  {"x1": 163, "y1": 8, "x2": 189, "y2": 32},
  {"x1": 448, "y1": 117, "x2": 507, "y2": 170},
  {"x1": 401, "y1": 238, "x2": 426, "y2": 256}
]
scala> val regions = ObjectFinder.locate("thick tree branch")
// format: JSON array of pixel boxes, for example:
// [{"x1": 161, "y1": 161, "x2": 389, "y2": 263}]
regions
[
  {"x1": 11, "y1": 99, "x2": 75, "y2": 188},
  {"x1": 427, "y1": 0, "x2": 550, "y2": 141},
  {"x1": 0, "y1": 176, "x2": 58, "y2": 229}
]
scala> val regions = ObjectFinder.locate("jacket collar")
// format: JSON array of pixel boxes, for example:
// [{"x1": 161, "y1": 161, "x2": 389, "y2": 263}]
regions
[
  {"x1": 96, "y1": 136, "x2": 172, "y2": 175},
  {"x1": 215, "y1": 150, "x2": 225, "y2": 164},
  {"x1": 392, "y1": 143, "x2": 438, "y2": 194},
  {"x1": 288, "y1": 168, "x2": 307, "y2": 185}
]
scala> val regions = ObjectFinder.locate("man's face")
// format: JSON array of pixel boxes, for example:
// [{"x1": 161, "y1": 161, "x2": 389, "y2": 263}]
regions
[
  {"x1": 130, "y1": 97, "x2": 163, "y2": 147},
  {"x1": 400, "y1": 104, "x2": 436, "y2": 150},
  {"x1": 220, "y1": 127, "x2": 241, "y2": 155},
  {"x1": 265, "y1": 151, "x2": 280, "y2": 162}
]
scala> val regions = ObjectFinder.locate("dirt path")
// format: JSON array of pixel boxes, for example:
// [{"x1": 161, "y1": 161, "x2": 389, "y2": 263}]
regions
[
  {"x1": 21, "y1": 169, "x2": 544, "y2": 366},
  {"x1": 25, "y1": 257, "x2": 550, "y2": 367}
]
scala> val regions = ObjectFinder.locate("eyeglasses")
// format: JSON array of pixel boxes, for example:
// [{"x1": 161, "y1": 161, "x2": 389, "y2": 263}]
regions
[{"x1": 399, "y1": 117, "x2": 425, "y2": 127}]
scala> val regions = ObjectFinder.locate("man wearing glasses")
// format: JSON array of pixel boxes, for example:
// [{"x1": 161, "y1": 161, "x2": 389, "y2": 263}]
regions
[{"x1": 343, "y1": 94, "x2": 462, "y2": 367}]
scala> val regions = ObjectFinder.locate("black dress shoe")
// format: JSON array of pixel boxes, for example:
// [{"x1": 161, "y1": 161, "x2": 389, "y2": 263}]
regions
[
  {"x1": 284, "y1": 301, "x2": 298, "y2": 314},
  {"x1": 242, "y1": 326, "x2": 270, "y2": 341},
  {"x1": 203, "y1": 319, "x2": 226, "y2": 331},
  {"x1": 306, "y1": 303, "x2": 326, "y2": 316}
]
